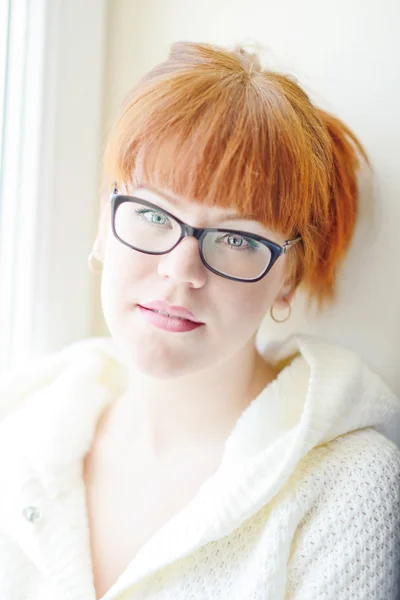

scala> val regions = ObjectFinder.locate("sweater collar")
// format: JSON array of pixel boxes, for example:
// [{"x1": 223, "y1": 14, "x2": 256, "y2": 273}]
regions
[
  {"x1": 7, "y1": 333, "x2": 400, "y2": 498},
  {"x1": 2, "y1": 333, "x2": 399, "y2": 596}
]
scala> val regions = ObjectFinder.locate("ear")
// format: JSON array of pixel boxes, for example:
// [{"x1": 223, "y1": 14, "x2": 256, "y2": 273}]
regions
[
  {"x1": 272, "y1": 283, "x2": 295, "y2": 310},
  {"x1": 91, "y1": 203, "x2": 110, "y2": 263},
  {"x1": 91, "y1": 235, "x2": 104, "y2": 263}
]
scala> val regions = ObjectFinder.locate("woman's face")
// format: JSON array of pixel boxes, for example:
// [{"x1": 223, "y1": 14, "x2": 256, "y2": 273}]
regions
[{"x1": 96, "y1": 184, "x2": 293, "y2": 379}]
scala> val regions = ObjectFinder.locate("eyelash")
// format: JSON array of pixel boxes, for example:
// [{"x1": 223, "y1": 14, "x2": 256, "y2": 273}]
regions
[
  {"x1": 134, "y1": 208, "x2": 260, "y2": 251},
  {"x1": 135, "y1": 208, "x2": 172, "y2": 228},
  {"x1": 216, "y1": 233, "x2": 259, "y2": 252}
]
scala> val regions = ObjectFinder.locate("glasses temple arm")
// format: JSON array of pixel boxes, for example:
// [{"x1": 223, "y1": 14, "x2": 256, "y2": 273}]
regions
[{"x1": 282, "y1": 237, "x2": 302, "y2": 254}]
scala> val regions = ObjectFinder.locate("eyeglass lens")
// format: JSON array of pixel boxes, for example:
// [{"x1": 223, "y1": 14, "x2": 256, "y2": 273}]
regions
[{"x1": 114, "y1": 200, "x2": 272, "y2": 280}]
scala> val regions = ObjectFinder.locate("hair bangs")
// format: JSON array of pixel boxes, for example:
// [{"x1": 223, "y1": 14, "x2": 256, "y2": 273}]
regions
[{"x1": 104, "y1": 70, "x2": 331, "y2": 240}]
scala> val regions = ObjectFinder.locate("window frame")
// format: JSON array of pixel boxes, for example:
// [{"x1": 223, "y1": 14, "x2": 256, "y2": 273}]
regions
[{"x1": 0, "y1": 0, "x2": 108, "y2": 374}]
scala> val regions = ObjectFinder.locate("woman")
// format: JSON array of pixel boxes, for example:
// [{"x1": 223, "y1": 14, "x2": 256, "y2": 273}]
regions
[{"x1": 0, "y1": 41, "x2": 399, "y2": 600}]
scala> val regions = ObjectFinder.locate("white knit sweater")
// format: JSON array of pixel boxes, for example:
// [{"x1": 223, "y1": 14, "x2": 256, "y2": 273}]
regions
[{"x1": 0, "y1": 333, "x2": 399, "y2": 600}]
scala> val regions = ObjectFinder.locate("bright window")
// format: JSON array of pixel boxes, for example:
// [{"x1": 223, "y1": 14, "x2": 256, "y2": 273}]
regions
[{"x1": 0, "y1": 0, "x2": 107, "y2": 376}]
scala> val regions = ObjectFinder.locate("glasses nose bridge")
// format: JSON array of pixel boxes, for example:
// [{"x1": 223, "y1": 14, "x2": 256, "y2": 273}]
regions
[{"x1": 180, "y1": 222, "x2": 205, "y2": 246}]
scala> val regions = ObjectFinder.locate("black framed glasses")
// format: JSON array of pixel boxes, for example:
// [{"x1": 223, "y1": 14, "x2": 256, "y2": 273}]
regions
[{"x1": 110, "y1": 189, "x2": 302, "y2": 283}]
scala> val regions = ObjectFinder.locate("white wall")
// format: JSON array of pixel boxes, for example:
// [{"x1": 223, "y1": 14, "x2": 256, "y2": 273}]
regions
[{"x1": 96, "y1": 0, "x2": 400, "y2": 430}]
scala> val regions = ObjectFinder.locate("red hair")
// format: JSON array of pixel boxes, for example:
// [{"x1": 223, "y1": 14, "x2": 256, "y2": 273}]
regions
[{"x1": 103, "y1": 41, "x2": 370, "y2": 312}]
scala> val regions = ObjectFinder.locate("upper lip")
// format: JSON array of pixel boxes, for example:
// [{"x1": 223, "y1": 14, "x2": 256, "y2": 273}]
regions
[{"x1": 139, "y1": 300, "x2": 203, "y2": 323}]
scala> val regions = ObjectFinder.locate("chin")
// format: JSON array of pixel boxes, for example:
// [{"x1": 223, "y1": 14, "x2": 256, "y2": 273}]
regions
[
  {"x1": 116, "y1": 332, "x2": 199, "y2": 379},
  {"x1": 134, "y1": 353, "x2": 196, "y2": 380},
  {"x1": 109, "y1": 309, "x2": 212, "y2": 377}
]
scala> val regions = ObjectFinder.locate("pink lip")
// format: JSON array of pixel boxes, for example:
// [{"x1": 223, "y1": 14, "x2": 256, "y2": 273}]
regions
[
  {"x1": 139, "y1": 300, "x2": 203, "y2": 323},
  {"x1": 137, "y1": 305, "x2": 204, "y2": 333}
]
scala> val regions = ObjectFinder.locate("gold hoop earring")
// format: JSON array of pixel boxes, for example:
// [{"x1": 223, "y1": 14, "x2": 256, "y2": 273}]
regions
[
  {"x1": 88, "y1": 251, "x2": 103, "y2": 274},
  {"x1": 270, "y1": 297, "x2": 292, "y2": 323}
]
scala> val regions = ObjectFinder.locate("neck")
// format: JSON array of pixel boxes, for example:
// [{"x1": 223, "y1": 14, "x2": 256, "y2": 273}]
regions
[{"x1": 95, "y1": 340, "x2": 276, "y2": 465}]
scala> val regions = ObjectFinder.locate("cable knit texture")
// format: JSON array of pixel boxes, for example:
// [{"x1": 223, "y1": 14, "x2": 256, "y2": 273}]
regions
[{"x1": 0, "y1": 334, "x2": 399, "y2": 600}]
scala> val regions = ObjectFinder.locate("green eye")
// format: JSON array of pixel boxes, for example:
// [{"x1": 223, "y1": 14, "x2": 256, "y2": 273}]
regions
[
  {"x1": 216, "y1": 233, "x2": 260, "y2": 252},
  {"x1": 135, "y1": 209, "x2": 169, "y2": 226}
]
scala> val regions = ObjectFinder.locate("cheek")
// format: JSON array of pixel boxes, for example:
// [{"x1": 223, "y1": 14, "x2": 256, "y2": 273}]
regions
[
  {"x1": 111, "y1": 232, "x2": 158, "y2": 276},
  {"x1": 233, "y1": 269, "x2": 283, "y2": 318},
  {"x1": 232, "y1": 287, "x2": 272, "y2": 324},
  {"x1": 101, "y1": 238, "x2": 158, "y2": 310}
]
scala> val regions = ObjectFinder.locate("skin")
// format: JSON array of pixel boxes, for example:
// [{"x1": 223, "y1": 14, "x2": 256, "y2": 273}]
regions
[{"x1": 91, "y1": 183, "x2": 295, "y2": 467}]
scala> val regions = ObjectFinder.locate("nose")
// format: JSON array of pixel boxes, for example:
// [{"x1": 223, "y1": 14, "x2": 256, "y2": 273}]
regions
[{"x1": 157, "y1": 237, "x2": 208, "y2": 288}]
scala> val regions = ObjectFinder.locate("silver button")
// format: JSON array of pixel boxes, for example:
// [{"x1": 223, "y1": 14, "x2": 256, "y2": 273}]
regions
[{"x1": 22, "y1": 505, "x2": 41, "y2": 523}]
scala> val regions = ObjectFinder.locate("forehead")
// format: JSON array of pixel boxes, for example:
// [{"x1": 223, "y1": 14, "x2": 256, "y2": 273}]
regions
[{"x1": 126, "y1": 183, "x2": 282, "y2": 240}]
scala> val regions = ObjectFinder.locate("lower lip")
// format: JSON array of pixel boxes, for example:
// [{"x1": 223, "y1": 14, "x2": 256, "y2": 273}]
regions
[{"x1": 137, "y1": 305, "x2": 204, "y2": 333}]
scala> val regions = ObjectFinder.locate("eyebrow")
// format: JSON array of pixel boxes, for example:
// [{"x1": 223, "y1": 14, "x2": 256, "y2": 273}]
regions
[{"x1": 135, "y1": 184, "x2": 261, "y2": 223}]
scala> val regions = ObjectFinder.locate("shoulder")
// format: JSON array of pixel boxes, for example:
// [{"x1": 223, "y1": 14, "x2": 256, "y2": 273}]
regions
[
  {"x1": 0, "y1": 336, "x2": 123, "y2": 424},
  {"x1": 297, "y1": 427, "x2": 400, "y2": 508},
  {"x1": 0, "y1": 336, "x2": 127, "y2": 501},
  {"x1": 286, "y1": 428, "x2": 400, "y2": 599},
  {"x1": 319, "y1": 426, "x2": 399, "y2": 479}
]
